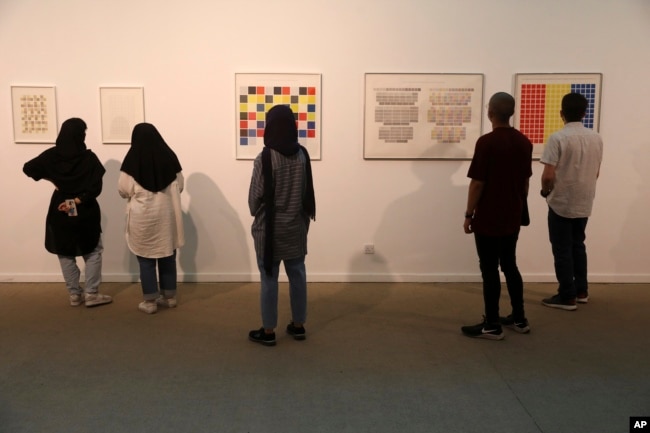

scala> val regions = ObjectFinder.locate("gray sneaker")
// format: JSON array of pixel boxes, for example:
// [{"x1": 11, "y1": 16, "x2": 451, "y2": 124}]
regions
[
  {"x1": 70, "y1": 293, "x2": 84, "y2": 306},
  {"x1": 85, "y1": 293, "x2": 112, "y2": 308},
  {"x1": 138, "y1": 300, "x2": 157, "y2": 314},
  {"x1": 156, "y1": 296, "x2": 177, "y2": 308}
]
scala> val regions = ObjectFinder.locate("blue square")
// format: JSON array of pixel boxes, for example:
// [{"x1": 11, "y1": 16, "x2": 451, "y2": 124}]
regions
[
  {"x1": 298, "y1": 130, "x2": 307, "y2": 138},
  {"x1": 257, "y1": 104, "x2": 264, "y2": 112},
  {"x1": 240, "y1": 137, "x2": 248, "y2": 145},
  {"x1": 307, "y1": 121, "x2": 316, "y2": 129},
  {"x1": 307, "y1": 104, "x2": 316, "y2": 112},
  {"x1": 257, "y1": 121, "x2": 265, "y2": 128}
]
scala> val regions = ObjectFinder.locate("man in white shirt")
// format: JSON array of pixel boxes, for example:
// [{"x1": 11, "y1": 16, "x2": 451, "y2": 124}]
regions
[{"x1": 540, "y1": 92, "x2": 603, "y2": 310}]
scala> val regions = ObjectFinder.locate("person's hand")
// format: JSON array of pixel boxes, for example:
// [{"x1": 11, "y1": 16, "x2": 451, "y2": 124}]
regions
[
  {"x1": 57, "y1": 201, "x2": 71, "y2": 212},
  {"x1": 463, "y1": 217, "x2": 473, "y2": 234}
]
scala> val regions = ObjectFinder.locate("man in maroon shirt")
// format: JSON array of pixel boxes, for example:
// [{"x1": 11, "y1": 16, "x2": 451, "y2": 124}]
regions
[{"x1": 461, "y1": 92, "x2": 533, "y2": 340}]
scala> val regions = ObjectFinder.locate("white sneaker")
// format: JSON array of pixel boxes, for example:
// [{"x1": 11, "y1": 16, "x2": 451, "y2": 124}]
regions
[
  {"x1": 138, "y1": 301, "x2": 157, "y2": 314},
  {"x1": 156, "y1": 296, "x2": 177, "y2": 308},
  {"x1": 85, "y1": 293, "x2": 112, "y2": 307},
  {"x1": 70, "y1": 294, "x2": 84, "y2": 306}
]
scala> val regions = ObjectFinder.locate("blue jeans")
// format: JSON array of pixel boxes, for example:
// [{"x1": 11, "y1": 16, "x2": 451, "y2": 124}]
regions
[
  {"x1": 548, "y1": 207, "x2": 588, "y2": 300},
  {"x1": 474, "y1": 231, "x2": 524, "y2": 324},
  {"x1": 58, "y1": 238, "x2": 103, "y2": 295},
  {"x1": 257, "y1": 256, "x2": 307, "y2": 330},
  {"x1": 136, "y1": 251, "x2": 177, "y2": 300}
]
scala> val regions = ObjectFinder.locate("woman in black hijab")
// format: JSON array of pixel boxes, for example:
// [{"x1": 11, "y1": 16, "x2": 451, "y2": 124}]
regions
[
  {"x1": 247, "y1": 105, "x2": 316, "y2": 346},
  {"x1": 119, "y1": 123, "x2": 184, "y2": 314},
  {"x1": 23, "y1": 118, "x2": 112, "y2": 307}
]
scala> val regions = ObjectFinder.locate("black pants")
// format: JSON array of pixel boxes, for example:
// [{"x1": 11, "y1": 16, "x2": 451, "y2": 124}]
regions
[
  {"x1": 547, "y1": 207, "x2": 588, "y2": 300},
  {"x1": 474, "y1": 231, "x2": 525, "y2": 324}
]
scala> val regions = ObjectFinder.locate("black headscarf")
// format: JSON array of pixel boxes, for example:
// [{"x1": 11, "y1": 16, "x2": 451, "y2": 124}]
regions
[
  {"x1": 120, "y1": 123, "x2": 182, "y2": 192},
  {"x1": 24, "y1": 118, "x2": 104, "y2": 198},
  {"x1": 261, "y1": 105, "x2": 316, "y2": 275}
]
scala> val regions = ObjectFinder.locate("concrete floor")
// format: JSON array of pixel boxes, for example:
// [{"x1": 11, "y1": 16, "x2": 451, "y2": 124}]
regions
[{"x1": 1, "y1": 281, "x2": 648, "y2": 433}]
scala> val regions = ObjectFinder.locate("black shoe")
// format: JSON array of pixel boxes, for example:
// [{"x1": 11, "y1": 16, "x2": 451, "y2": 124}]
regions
[
  {"x1": 499, "y1": 315, "x2": 531, "y2": 334},
  {"x1": 248, "y1": 327, "x2": 276, "y2": 346},
  {"x1": 286, "y1": 322, "x2": 306, "y2": 341},
  {"x1": 542, "y1": 294, "x2": 577, "y2": 311},
  {"x1": 461, "y1": 317, "x2": 504, "y2": 340}
]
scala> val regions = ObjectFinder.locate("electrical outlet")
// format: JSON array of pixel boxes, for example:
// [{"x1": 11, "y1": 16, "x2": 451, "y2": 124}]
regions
[{"x1": 364, "y1": 244, "x2": 375, "y2": 254}]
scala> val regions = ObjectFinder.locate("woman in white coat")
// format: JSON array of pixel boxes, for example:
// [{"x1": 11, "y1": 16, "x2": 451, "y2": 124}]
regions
[{"x1": 118, "y1": 123, "x2": 184, "y2": 314}]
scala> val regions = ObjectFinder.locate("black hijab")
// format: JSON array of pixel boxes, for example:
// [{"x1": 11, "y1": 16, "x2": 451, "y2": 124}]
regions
[
  {"x1": 23, "y1": 118, "x2": 105, "y2": 196},
  {"x1": 120, "y1": 123, "x2": 182, "y2": 192},
  {"x1": 261, "y1": 105, "x2": 316, "y2": 275}
]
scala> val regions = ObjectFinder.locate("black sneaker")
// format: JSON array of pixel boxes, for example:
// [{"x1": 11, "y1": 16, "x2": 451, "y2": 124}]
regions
[
  {"x1": 461, "y1": 318, "x2": 504, "y2": 340},
  {"x1": 286, "y1": 322, "x2": 306, "y2": 341},
  {"x1": 499, "y1": 315, "x2": 531, "y2": 334},
  {"x1": 248, "y1": 328, "x2": 276, "y2": 346},
  {"x1": 542, "y1": 295, "x2": 577, "y2": 311},
  {"x1": 577, "y1": 292, "x2": 589, "y2": 304}
]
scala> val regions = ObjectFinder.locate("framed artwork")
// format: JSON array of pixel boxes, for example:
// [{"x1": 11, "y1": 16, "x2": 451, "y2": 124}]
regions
[
  {"x1": 364, "y1": 73, "x2": 484, "y2": 159},
  {"x1": 235, "y1": 73, "x2": 321, "y2": 160},
  {"x1": 11, "y1": 86, "x2": 58, "y2": 143},
  {"x1": 513, "y1": 73, "x2": 602, "y2": 156},
  {"x1": 100, "y1": 87, "x2": 145, "y2": 144}
]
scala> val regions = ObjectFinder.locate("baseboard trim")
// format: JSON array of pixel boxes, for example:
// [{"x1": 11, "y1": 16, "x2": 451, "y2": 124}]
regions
[{"x1": 1, "y1": 273, "x2": 649, "y2": 284}]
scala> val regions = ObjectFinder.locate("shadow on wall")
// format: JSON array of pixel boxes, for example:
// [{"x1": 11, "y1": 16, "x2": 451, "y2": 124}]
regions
[
  {"x1": 372, "y1": 155, "x2": 474, "y2": 281},
  {"x1": 611, "y1": 146, "x2": 650, "y2": 276},
  {"x1": 179, "y1": 172, "x2": 251, "y2": 282},
  {"x1": 100, "y1": 159, "x2": 139, "y2": 283}
]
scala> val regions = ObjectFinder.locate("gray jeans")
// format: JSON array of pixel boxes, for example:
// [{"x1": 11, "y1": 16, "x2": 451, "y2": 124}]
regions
[{"x1": 57, "y1": 238, "x2": 103, "y2": 295}]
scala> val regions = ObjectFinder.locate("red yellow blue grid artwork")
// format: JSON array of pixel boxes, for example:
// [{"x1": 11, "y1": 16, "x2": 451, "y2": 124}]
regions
[
  {"x1": 235, "y1": 73, "x2": 321, "y2": 160},
  {"x1": 513, "y1": 73, "x2": 602, "y2": 156}
]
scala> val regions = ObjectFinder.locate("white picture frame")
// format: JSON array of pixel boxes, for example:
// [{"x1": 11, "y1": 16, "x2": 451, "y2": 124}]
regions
[
  {"x1": 513, "y1": 73, "x2": 602, "y2": 157},
  {"x1": 100, "y1": 87, "x2": 145, "y2": 144},
  {"x1": 364, "y1": 73, "x2": 484, "y2": 159},
  {"x1": 235, "y1": 73, "x2": 321, "y2": 160},
  {"x1": 11, "y1": 86, "x2": 58, "y2": 143}
]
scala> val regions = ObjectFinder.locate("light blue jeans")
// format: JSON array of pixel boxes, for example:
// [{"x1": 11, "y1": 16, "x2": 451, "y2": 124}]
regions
[
  {"x1": 57, "y1": 238, "x2": 103, "y2": 295},
  {"x1": 257, "y1": 256, "x2": 307, "y2": 330},
  {"x1": 136, "y1": 251, "x2": 177, "y2": 300}
]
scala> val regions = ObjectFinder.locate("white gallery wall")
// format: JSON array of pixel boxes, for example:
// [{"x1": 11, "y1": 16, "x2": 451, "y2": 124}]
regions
[{"x1": 1, "y1": 0, "x2": 649, "y2": 283}]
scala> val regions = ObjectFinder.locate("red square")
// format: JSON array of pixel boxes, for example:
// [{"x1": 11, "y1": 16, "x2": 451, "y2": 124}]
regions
[
  {"x1": 308, "y1": 87, "x2": 316, "y2": 95},
  {"x1": 282, "y1": 87, "x2": 290, "y2": 95},
  {"x1": 256, "y1": 86, "x2": 265, "y2": 94},
  {"x1": 307, "y1": 130, "x2": 315, "y2": 138},
  {"x1": 257, "y1": 129, "x2": 264, "y2": 137},
  {"x1": 248, "y1": 112, "x2": 256, "y2": 120},
  {"x1": 299, "y1": 112, "x2": 307, "y2": 121},
  {"x1": 240, "y1": 120, "x2": 248, "y2": 128}
]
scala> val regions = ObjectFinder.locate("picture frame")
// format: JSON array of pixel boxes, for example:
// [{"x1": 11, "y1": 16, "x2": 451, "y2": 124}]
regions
[
  {"x1": 11, "y1": 86, "x2": 58, "y2": 143},
  {"x1": 99, "y1": 87, "x2": 145, "y2": 144},
  {"x1": 235, "y1": 73, "x2": 321, "y2": 160},
  {"x1": 513, "y1": 73, "x2": 602, "y2": 156},
  {"x1": 363, "y1": 73, "x2": 484, "y2": 159}
]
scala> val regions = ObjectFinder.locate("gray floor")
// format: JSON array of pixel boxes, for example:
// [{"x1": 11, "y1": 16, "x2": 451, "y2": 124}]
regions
[{"x1": 1, "y1": 281, "x2": 648, "y2": 433}]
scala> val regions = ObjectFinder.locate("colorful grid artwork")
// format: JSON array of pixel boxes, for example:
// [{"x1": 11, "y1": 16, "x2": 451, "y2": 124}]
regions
[
  {"x1": 235, "y1": 74, "x2": 321, "y2": 160},
  {"x1": 238, "y1": 86, "x2": 317, "y2": 145},
  {"x1": 514, "y1": 74, "x2": 602, "y2": 153}
]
